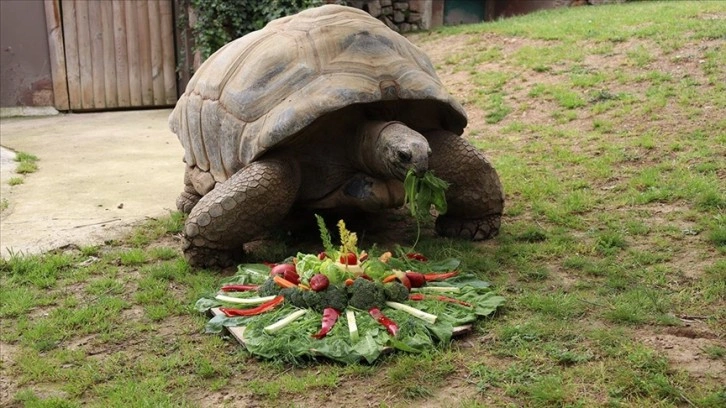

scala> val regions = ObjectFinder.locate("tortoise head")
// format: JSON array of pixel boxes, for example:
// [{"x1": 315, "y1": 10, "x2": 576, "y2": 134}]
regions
[{"x1": 376, "y1": 122, "x2": 431, "y2": 180}]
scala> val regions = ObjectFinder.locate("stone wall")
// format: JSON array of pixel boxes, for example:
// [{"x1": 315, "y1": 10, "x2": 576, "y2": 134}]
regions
[{"x1": 344, "y1": 0, "x2": 429, "y2": 33}]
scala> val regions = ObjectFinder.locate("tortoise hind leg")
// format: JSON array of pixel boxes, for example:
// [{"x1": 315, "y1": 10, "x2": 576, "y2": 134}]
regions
[
  {"x1": 183, "y1": 159, "x2": 300, "y2": 267},
  {"x1": 425, "y1": 130, "x2": 504, "y2": 240}
]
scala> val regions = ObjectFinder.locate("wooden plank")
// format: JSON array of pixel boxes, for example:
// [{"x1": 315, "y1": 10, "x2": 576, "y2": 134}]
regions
[
  {"x1": 100, "y1": 1, "x2": 118, "y2": 108},
  {"x1": 87, "y1": 0, "x2": 105, "y2": 108},
  {"x1": 148, "y1": 0, "x2": 165, "y2": 105},
  {"x1": 159, "y1": 0, "x2": 177, "y2": 104},
  {"x1": 174, "y1": 0, "x2": 192, "y2": 93},
  {"x1": 136, "y1": 0, "x2": 154, "y2": 106},
  {"x1": 112, "y1": 1, "x2": 130, "y2": 107},
  {"x1": 125, "y1": 0, "x2": 142, "y2": 106},
  {"x1": 74, "y1": 0, "x2": 95, "y2": 109},
  {"x1": 43, "y1": 0, "x2": 69, "y2": 110},
  {"x1": 60, "y1": 0, "x2": 82, "y2": 110},
  {"x1": 210, "y1": 308, "x2": 248, "y2": 345}
]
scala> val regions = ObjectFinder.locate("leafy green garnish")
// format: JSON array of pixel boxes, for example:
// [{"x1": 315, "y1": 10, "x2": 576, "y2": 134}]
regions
[
  {"x1": 403, "y1": 169, "x2": 450, "y2": 219},
  {"x1": 315, "y1": 214, "x2": 335, "y2": 255},
  {"x1": 337, "y1": 219, "x2": 358, "y2": 256}
]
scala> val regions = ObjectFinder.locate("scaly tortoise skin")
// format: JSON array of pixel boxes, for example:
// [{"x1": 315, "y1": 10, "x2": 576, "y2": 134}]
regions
[{"x1": 169, "y1": 5, "x2": 504, "y2": 267}]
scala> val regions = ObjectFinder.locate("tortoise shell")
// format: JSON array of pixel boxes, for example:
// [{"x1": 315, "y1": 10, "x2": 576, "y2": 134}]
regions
[{"x1": 169, "y1": 4, "x2": 467, "y2": 183}]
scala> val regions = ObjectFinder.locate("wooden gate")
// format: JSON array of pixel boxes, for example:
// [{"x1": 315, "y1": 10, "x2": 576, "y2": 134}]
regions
[{"x1": 45, "y1": 0, "x2": 177, "y2": 111}]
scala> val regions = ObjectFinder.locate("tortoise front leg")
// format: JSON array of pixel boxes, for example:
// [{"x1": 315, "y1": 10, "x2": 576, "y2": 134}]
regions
[
  {"x1": 425, "y1": 130, "x2": 504, "y2": 240},
  {"x1": 182, "y1": 159, "x2": 300, "y2": 267},
  {"x1": 176, "y1": 166, "x2": 202, "y2": 214}
]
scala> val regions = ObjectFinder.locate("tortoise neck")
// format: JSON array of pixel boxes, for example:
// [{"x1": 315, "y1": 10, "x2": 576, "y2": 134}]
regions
[{"x1": 354, "y1": 120, "x2": 399, "y2": 178}]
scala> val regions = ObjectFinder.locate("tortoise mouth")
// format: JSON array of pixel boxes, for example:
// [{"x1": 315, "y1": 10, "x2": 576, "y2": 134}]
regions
[
  {"x1": 390, "y1": 155, "x2": 429, "y2": 180},
  {"x1": 378, "y1": 122, "x2": 431, "y2": 180}
]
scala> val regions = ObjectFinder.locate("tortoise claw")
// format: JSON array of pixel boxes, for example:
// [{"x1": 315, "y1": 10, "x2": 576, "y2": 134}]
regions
[
  {"x1": 182, "y1": 239, "x2": 243, "y2": 268},
  {"x1": 176, "y1": 191, "x2": 201, "y2": 214},
  {"x1": 435, "y1": 214, "x2": 501, "y2": 241}
]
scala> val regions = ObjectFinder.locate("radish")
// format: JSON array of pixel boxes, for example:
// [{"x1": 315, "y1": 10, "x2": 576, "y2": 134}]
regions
[
  {"x1": 269, "y1": 263, "x2": 299, "y2": 285},
  {"x1": 405, "y1": 271, "x2": 426, "y2": 288},
  {"x1": 309, "y1": 274, "x2": 330, "y2": 291}
]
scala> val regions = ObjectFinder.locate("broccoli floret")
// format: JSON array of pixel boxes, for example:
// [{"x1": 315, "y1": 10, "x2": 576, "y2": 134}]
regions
[
  {"x1": 280, "y1": 287, "x2": 306, "y2": 309},
  {"x1": 320, "y1": 284, "x2": 348, "y2": 312},
  {"x1": 347, "y1": 278, "x2": 386, "y2": 310},
  {"x1": 302, "y1": 290, "x2": 326, "y2": 312},
  {"x1": 383, "y1": 282, "x2": 409, "y2": 303},
  {"x1": 257, "y1": 277, "x2": 281, "y2": 297}
]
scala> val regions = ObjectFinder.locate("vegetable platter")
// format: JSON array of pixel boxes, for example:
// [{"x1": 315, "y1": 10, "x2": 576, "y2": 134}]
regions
[{"x1": 195, "y1": 217, "x2": 505, "y2": 364}]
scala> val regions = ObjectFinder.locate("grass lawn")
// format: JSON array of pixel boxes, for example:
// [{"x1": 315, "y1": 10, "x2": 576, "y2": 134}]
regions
[{"x1": 1, "y1": 1, "x2": 724, "y2": 407}]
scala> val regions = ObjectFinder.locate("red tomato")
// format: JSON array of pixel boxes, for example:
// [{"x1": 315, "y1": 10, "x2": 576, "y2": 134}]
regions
[{"x1": 339, "y1": 252, "x2": 357, "y2": 265}]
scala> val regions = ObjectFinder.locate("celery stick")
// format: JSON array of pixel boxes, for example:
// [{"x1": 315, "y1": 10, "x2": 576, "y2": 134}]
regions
[
  {"x1": 215, "y1": 294, "x2": 277, "y2": 305},
  {"x1": 264, "y1": 309, "x2": 308, "y2": 334},
  {"x1": 346, "y1": 309, "x2": 359, "y2": 342}
]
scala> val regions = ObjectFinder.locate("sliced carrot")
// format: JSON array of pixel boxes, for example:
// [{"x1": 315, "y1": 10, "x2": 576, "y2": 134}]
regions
[
  {"x1": 298, "y1": 283, "x2": 311, "y2": 291},
  {"x1": 344, "y1": 278, "x2": 355, "y2": 286},
  {"x1": 382, "y1": 274, "x2": 398, "y2": 283},
  {"x1": 423, "y1": 272, "x2": 458, "y2": 281},
  {"x1": 273, "y1": 275, "x2": 296, "y2": 288}
]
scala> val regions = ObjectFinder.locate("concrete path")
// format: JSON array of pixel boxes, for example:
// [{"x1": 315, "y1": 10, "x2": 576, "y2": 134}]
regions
[{"x1": 0, "y1": 109, "x2": 184, "y2": 258}]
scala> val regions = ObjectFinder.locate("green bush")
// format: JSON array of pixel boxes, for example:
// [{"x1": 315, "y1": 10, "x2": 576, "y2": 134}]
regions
[{"x1": 190, "y1": 0, "x2": 323, "y2": 59}]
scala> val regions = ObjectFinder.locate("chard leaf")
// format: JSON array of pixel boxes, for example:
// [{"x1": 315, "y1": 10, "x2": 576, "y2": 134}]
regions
[
  {"x1": 389, "y1": 337, "x2": 421, "y2": 353},
  {"x1": 223, "y1": 264, "x2": 269, "y2": 285},
  {"x1": 473, "y1": 294, "x2": 506, "y2": 317},
  {"x1": 195, "y1": 297, "x2": 221, "y2": 312},
  {"x1": 204, "y1": 314, "x2": 253, "y2": 334},
  {"x1": 427, "y1": 258, "x2": 461, "y2": 272},
  {"x1": 353, "y1": 332, "x2": 382, "y2": 364},
  {"x1": 312, "y1": 338, "x2": 359, "y2": 364},
  {"x1": 425, "y1": 320, "x2": 453, "y2": 343}
]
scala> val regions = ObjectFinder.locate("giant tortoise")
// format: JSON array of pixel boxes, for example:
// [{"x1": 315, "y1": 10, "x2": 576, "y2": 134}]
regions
[{"x1": 169, "y1": 4, "x2": 504, "y2": 267}]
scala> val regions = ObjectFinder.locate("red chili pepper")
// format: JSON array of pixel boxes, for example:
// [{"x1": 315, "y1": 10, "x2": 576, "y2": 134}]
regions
[
  {"x1": 219, "y1": 296, "x2": 284, "y2": 317},
  {"x1": 311, "y1": 307, "x2": 340, "y2": 339},
  {"x1": 369, "y1": 307, "x2": 399, "y2": 336},
  {"x1": 220, "y1": 284, "x2": 259, "y2": 292},
  {"x1": 406, "y1": 252, "x2": 428, "y2": 262},
  {"x1": 408, "y1": 293, "x2": 472, "y2": 307},
  {"x1": 422, "y1": 272, "x2": 458, "y2": 281}
]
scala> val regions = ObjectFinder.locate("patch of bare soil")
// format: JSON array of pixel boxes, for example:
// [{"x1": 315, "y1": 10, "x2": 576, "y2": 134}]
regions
[
  {"x1": 0, "y1": 342, "x2": 20, "y2": 406},
  {"x1": 641, "y1": 329, "x2": 726, "y2": 382}
]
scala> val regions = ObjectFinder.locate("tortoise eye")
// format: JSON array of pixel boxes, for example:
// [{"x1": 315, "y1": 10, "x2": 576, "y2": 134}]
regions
[{"x1": 397, "y1": 150, "x2": 412, "y2": 163}]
